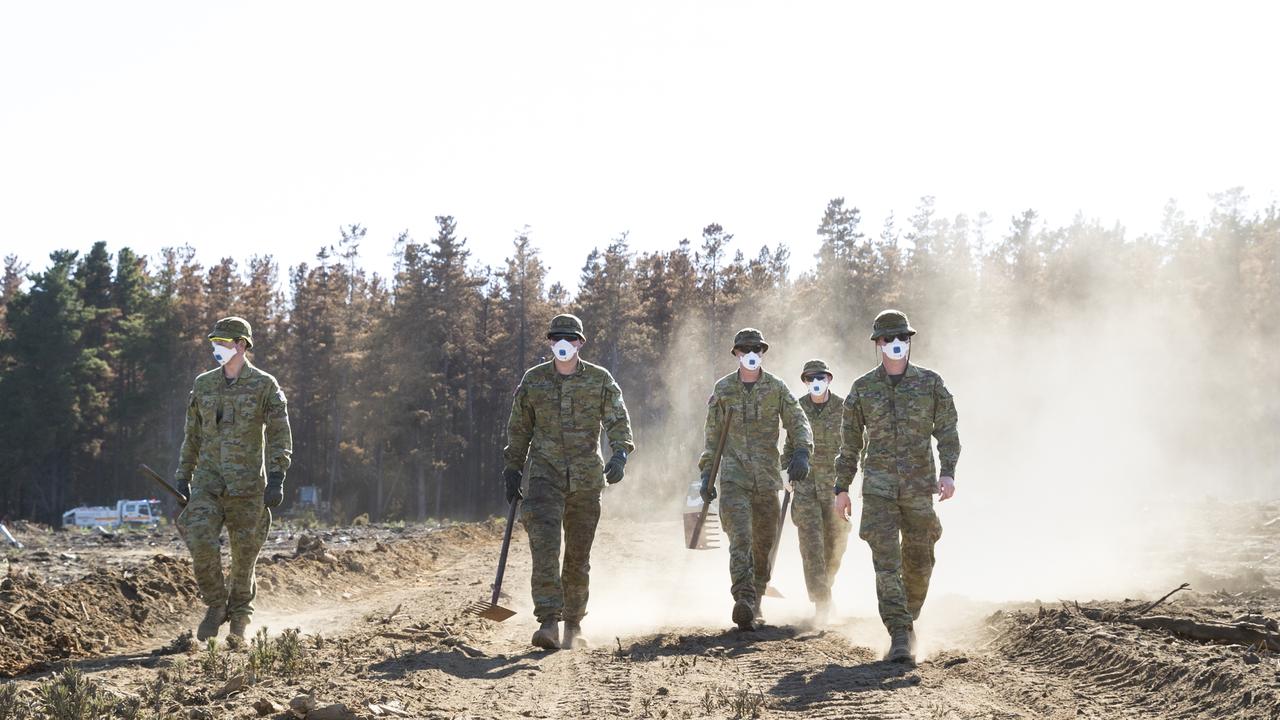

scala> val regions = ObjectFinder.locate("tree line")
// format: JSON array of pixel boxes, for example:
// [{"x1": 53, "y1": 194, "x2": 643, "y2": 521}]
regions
[{"x1": 1, "y1": 190, "x2": 1275, "y2": 525}]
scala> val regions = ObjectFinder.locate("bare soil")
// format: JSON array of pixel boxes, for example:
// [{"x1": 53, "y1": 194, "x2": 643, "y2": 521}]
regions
[{"x1": 1, "y1": 502, "x2": 1278, "y2": 719}]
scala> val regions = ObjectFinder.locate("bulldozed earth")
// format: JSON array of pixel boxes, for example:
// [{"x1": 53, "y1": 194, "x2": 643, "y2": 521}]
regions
[{"x1": 1, "y1": 499, "x2": 1278, "y2": 719}]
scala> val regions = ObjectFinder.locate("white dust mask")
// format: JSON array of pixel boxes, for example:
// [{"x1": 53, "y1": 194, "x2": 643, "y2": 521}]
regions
[
  {"x1": 552, "y1": 339, "x2": 578, "y2": 361},
  {"x1": 881, "y1": 338, "x2": 909, "y2": 361},
  {"x1": 739, "y1": 352, "x2": 762, "y2": 371},
  {"x1": 808, "y1": 378, "x2": 829, "y2": 397},
  {"x1": 211, "y1": 343, "x2": 236, "y2": 367}
]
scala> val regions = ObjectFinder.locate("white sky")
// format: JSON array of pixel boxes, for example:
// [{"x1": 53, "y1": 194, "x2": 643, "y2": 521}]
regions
[{"x1": 2, "y1": 1, "x2": 1277, "y2": 290}]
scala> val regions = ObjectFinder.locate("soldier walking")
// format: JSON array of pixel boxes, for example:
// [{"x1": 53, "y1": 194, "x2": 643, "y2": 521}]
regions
[
  {"x1": 502, "y1": 314, "x2": 634, "y2": 650},
  {"x1": 699, "y1": 328, "x2": 812, "y2": 631},
  {"x1": 834, "y1": 310, "x2": 960, "y2": 664},
  {"x1": 781, "y1": 359, "x2": 851, "y2": 626},
  {"x1": 175, "y1": 317, "x2": 292, "y2": 644}
]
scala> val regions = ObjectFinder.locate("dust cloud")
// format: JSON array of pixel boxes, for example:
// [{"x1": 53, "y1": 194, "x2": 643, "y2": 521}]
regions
[{"x1": 587, "y1": 251, "x2": 1274, "y2": 650}]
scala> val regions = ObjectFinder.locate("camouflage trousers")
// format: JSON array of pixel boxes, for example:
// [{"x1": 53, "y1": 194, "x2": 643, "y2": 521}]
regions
[
  {"x1": 790, "y1": 477, "x2": 851, "y2": 603},
  {"x1": 718, "y1": 481, "x2": 780, "y2": 605},
  {"x1": 859, "y1": 493, "x2": 942, "y2": 631},
  {"x1": 178, "y1": 490, "x2": 271, "y2": 620},
  {"x1": 520, "y1": 478, "x2": 602, "y2": 624}
]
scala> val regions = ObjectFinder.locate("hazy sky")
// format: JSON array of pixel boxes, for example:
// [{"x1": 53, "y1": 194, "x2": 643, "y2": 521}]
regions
[{"x1": 2, "y1": 1, "x2": 1277, "y2": 290}]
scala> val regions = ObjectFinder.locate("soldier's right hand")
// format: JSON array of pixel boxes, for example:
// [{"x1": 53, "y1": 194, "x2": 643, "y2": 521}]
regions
[
  {"x1": 699, "y1": 472, "x2": 716, "y2": 503},
  {"x1": 176, "y1": 479, "x2": 191, "y2": 502},
  {"x1": 503, "y1": 468, "x2": 524, "y2": 504},
  {"x1": 834, "y1": 491, "x2": 852, "y2": 521}
]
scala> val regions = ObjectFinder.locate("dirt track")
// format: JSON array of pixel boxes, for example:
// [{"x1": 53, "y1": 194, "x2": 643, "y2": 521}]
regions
[{"x1": 2, "y1": 505, "x2": 1279, "y2": 719}]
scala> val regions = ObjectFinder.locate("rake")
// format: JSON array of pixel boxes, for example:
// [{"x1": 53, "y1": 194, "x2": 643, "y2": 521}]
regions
[
  {"x1": 687, "y1": 406, "x2": 734, "y2": 550},
  {"x1": 465, "y1": 494, "x2": 521, "y2": 621}
]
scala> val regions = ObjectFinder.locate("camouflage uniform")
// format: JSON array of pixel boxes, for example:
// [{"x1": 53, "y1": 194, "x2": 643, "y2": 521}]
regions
[
  {"x1": 835, "y1": 324, "x2": 959, "y2": 632},
  {"x1": 700, "y1": 369, "x2": 812, "y2": 609},
  {"x1": 782, "y1": 386, "x2": 850, "y2": 604},
  {"x1": 175, "y1": 319, "x2": 292, "y2": 625},
  {"x1": 503, "y1": 352, "x2": 633, "y2": 625}
]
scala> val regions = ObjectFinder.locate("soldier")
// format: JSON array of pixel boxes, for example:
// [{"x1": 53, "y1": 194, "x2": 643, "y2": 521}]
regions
[
  {"x1": 834, "y1": 310, "x2": 960, "y2": 664},
  {"x1": 503, "y1": 314, "x2": 634, "y2": 651},
  {"x1": 781, "y1": 359, "x2": 851, "y2": 626},
  {"x1": 174, "y1": 317, "x2": 292, "y2": 644},
  {"x1": 699, "y1": 328, "x2": 812, "y2": 631}
]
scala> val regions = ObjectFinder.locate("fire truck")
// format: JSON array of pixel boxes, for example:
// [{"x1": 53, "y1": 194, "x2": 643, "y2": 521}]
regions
[{"x1": 61, "y1": 499, "x2": 162, "y2": 528}]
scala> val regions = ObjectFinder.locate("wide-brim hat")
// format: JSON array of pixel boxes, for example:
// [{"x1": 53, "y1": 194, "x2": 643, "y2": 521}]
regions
[
  {"x1": 870, "y1": 309, "x2": 916, "y2": 341},
  {"x1": 546, "y1": 313, "x2": 586, "y2": 341},
  {"x1": 208, "y1": 316, "x2": 254, "y2": 348},
  {"x1": 801, "y1": 359, "x2": 832, "y2": 380},
  {"x1": 730, "y1": 327, "x2": 769, "y2": 355}
]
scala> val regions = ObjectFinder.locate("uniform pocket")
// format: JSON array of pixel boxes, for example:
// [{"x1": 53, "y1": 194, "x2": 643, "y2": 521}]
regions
[
  {"x1": 198, "y1": 397, "x2": 218, "y2": 433},
  {"x1": 236, "y1": 394, "x2": 261, "y2": 426}
]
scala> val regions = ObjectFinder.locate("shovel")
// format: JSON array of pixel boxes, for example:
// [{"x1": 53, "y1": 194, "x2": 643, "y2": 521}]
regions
[
  {"x1": 465, "y1": 494, "x2": 521, "y2": 622},
  {"x1": 763, "y1": 488, "x2": 790, "y2": 598}
]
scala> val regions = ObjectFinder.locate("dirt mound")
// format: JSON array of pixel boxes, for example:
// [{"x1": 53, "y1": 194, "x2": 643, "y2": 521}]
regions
[
  {"x1": 0, "y1": 554, "x2": 198, "y2": 676},
  {"x1": 0, "y1": 521, "x2": 503, "y2": 677},
  {"x1": 993, "y1": 606, "x2": 1280, "y2": 718}
]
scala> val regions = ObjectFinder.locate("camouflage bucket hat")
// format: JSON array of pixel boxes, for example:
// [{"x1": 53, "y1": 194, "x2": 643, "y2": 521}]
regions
[
  {"x1": 870, "y1": 309, "x2": 916, "y2": 341},
  {"x1": 801, "y1": 359, "x2": 832, "y2": 380},
  {"x1": 546, "y1": 313, "x2": 586, "y2": 341},
  {"x1": 731, "y1": 327, "x2": 769, "y2": 355},
  {"x1": 208, "y1": 316, "x2": 254, "y2": 348}
]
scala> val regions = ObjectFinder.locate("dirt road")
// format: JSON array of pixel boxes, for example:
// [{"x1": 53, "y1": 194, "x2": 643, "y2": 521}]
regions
[{"x1": 2, "y1": 506, "x2": 1279, "y2": 719}]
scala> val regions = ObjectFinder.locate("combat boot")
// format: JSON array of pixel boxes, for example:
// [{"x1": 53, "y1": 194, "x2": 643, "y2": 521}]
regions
[
  {"x1": 562, "y1": 621, "x2": 588, "y2": 650},
  {"x1": 531, "y1": 621, "x2": 560, "y2": 650},
  {"x1": 732, "y1": 600, "x2": 755, "y2": 631},
  {"x1": 907, "y1": 626, "x2": 918, "y2": 656},
  {"x1": 227, "y1": 616, "x2": 249, "y2": 647},
  {"x1": 885, "y1": 628, "x2": 914, "y2": 664},
  {"x1": 196, "y1": 605, "x2": 227, "y2": 641}
]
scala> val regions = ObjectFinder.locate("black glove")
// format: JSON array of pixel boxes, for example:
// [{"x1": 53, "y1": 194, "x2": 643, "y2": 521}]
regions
[
  {"x1": 264, "y1": 472, "x2": 285, "y2": 508},
  {"x1": 503, "y1": 467, "x2": 524, "y2": 503},
  {"x1": 787, "y1": 449, "x2": 811, "y2": 483},
  {"x1": 603, "y1": 450, "x2": 627, "y2": 485},
  {"x1": 176, "y1": 478, "x2": 191, "y2": 502},
  {"x1": 699, "y1": 471, "x2": 716, "y2": 503}
]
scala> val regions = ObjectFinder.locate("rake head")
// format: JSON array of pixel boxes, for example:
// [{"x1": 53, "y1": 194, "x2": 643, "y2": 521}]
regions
[
  {"x1": 683, "y1": 510, "x2": 721, "y2": 550},
  {"x1": 463, "y1": 600, "x2": 516, "y2": 622},
  {"x1": 764, "y1": 585, "x2": 785, "y2": 599}
]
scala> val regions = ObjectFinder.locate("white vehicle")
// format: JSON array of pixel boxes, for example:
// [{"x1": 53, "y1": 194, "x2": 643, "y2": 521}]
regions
[{"x1": 61, "y1": 499, "x2": 162, "y2": 528}]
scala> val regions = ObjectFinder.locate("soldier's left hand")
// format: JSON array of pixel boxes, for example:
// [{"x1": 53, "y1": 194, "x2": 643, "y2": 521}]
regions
[
  {"x1": 938, "y1": 476, "x2": 955, "y2": 501},
  {"x1": 604, "y1": 450, "x2": 627, "y2": 484},
  {"x1": 787, "y1": 449, "x2": 810, "y2": 483},
  {"x1": 264, "y1": 473, "x2": 285, "y2": 508}
]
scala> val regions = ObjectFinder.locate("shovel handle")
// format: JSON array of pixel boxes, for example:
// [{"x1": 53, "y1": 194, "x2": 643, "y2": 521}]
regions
[
  {"x1": 768, "y1": 489, "x2": 790, "y2": 572},
  {"x1": 490, "y1": 496, "x2": 520, "y2": 606}
]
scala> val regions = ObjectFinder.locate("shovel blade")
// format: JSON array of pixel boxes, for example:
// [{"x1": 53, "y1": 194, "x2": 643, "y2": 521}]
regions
[
  {"x1": 464, "y1": 602, "x2": 517, "y2": 622},
  {"x1": 764, "y1": 585, "x2": 785, "y2": 599}
]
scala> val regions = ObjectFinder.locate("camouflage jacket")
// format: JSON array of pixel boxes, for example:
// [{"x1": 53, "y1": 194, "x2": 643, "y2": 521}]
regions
[
  {"x1": 700, "y1": 370, "x2": 813, "y2": 493},
  {"x1": 503, "y1": 359, "x2": 634, "y2": 492},
  {"x1": 835, "y1": 363, "x2": 960, "y2": 499},
  {"x1": 782, "y1": 392, "x2": 844, "y2": 484},
  {"x1": 176, "y1": 362, "x2": 293, "y2": 497}
]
